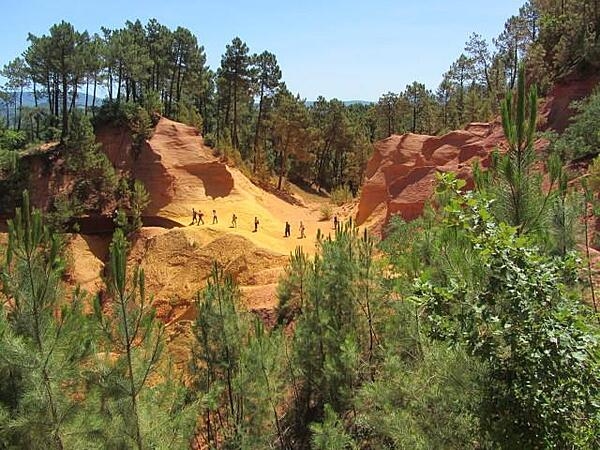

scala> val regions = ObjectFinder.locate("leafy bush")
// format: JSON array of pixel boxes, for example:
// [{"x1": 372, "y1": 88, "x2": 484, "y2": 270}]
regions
[
  {"x1": 330, "y1": 185, "x2": 353, "y2": 206},
  {"x1": 418, "y1": 184, "x2": 600, "y2": 449},
  {"x1": 0, "y1": 129, "x2": 27, "y2": 150},
  {"x1": 94, "y1": 100, "x2": 153, "y2": 156},
  {"x1": 319, "y1": 204, "x2": 333, "y2": 221},
  {"x1": 177, "y1": 99, "x2": 203, "y2": 131}
]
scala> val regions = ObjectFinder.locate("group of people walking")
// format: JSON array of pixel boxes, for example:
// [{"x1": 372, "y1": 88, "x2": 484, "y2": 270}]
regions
[
  {"x1": 284, "y1": 221, "x2": 306, "y2": 239},
  {"x1": 191, "y1": 208, "x2": 323, "y2": 239},
  {"x1": 191, "y1": 208, "x2": 260, "y2": 231}
]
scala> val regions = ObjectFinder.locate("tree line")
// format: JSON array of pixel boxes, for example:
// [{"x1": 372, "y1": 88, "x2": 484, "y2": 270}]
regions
[
  {"x1": 1, "y1": 0, "x2": 600, "y2": 197},
  {"x1": 2, "y1": 69, "x2": 600, "y2": 445}
]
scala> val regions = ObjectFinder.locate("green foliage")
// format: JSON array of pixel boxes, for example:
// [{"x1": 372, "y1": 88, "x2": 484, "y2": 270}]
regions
[
  {"x1": 191, "y1": 263, "x2": 285, "y2": 448},
  {"x1": 477, "y1": 65, "x2": 561, "y2": 240},
  {"x1": 46, "y1": 112, "x2": 119, "y2": 228},
  {"x1": 549, "y1": 176, "x2": 583, "y2": 256},
  {"x1": 0, "y1": 191, "x2": 94, "y2": 449},
  {"x1": 0, "y1": 148, "x2": 18, "y2": 177},
  {"x1": 588, "y1": 155, "x2": 600, "y2": 192},
  {"x1": 319, "y1": 203, "x2": 332, "y2": 221},
  {"x1": 282, "y1": 224, "x2": 384, "y2": 446},
  {"x1": 551, "y1": 89, "x2": 600, "y2": 159},
  {"x1": 330, "y1": 184, "x2": 353, "y2": 206},
  {"x1": 277, "y1": 246, "x2": 311, "y2": 325},
  {"x1": 354, "y1": 314, "x2": 484, "y2": 449},
  {"x1": 529, "y1": 0, "x2": 600, "y2": 85},
  {"x1": 310, "y1": 404, "x2": 356, "y2": 450},
  {"x1": 94, "y1": 100, "x2": 153, "y2": 155},
  {"x1": 128, "y1": 179, "x2": 150, "y2": 232},
  {"x1": 176, "y1": 99, "x2": 203, "y2": 131},
  {"x1": 0, "y1": 129, "x2": 27, "y2": 150},
  {"x1": 92, "y1": 228, "x2": 196, "y2": 449},
  {"x1": 112, "y1": 178, "x2": 150, "y2": 234},
  {"x1": 271, "y1": 88, "x2": 313, "y2": 190},
  {"x1": 142, "y1": 90, "x2": 162, "y2": 119},
  {"x1": 417, "y1": 188, "x2": 600, "y2": 449}
]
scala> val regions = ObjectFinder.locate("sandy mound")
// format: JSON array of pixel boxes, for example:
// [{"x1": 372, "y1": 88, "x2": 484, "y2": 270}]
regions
[
  {"x1": 356, "y1": 122, "x2": 506, "y2": 231},
  {"x1": 65, "y1": 234, "x2": 110, "y2": 295},
  {"x1": 126, "y1": 226, "x2": 288, "y2": 322}
]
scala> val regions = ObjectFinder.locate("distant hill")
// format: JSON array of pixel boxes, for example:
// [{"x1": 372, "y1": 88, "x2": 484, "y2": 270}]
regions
[
  {"x1": 2, "y1": 92, "x2": 372, "y2": 110},
  {"x1": 0, "y1": 92, "x2": 102, "y2": 110}
]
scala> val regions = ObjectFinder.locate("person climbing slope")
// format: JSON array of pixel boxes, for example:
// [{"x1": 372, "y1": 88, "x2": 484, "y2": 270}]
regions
[
  {"x1": 212, "y1": 209, "x2": 218, "y2": 224},
  {"x1": 231, "y1": 213, "x2": 237, "y2": 228},
  {"x1": 284, "y1": 221, "x2": 291, "y2": 237},
  {"x1": 197, "y1": 210, "x2": 204, "y2": 225},
  {"x1": 191, "y1": 208, "x2": 197, "y2": 225},
  {"x1": 254, "y1": 217, "x2": 259, "y2": 232},
  {"x1": 299, "y1": 221, "x2": 306, "y2": 239}
]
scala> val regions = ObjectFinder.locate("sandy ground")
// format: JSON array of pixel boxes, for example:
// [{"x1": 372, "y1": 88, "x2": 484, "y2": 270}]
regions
[{"x1": 163, "y1": 167, "x2": 344, "y2": 258}]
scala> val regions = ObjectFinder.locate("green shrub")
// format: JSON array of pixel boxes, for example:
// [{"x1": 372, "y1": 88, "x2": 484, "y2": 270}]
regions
[
  {"x1": 177, "y1": 99, "x2": 203, "y2": 131},
  {"x1": 94, "y1": 100, "x2": 153, "y2": 156},
  {"x1": 320, "y1": 204, "x2": 333, "y2": 221},
  {"x1": 0, "y1": 129, "x2": 27, "y2": 150},
  {"x1": 550, "y1": 88, "x2": 600, "y2": 160},
  {"x1": 331, "y1": 185, "x2": 353, "y2": 206},
  {"x1": 142, "y1": 90, "x2": 163, "y2": 118}
]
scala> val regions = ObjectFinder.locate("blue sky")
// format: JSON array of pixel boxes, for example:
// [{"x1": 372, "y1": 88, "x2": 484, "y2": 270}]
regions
[{"x1": 1, "y1": 0, "x2": 524, "y2": 101}]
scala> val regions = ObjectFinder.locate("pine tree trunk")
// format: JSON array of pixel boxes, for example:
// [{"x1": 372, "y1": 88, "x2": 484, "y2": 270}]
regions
[
  {"x1": 54, "y1": 76, "x2": 60, "y2": 117},
  {"x1": 61, "y1": 72, "x2": 68, "y2": 141},
  {"x1": 253, "y1": 87, "x2": 265, "y2": 172},
  {"x1": 92, "y1": 74, "x2": 97, "y2": 117},
  {"x1": 69, "y1": 78, "x2": 78, "y2": 114},
  {"x1": 13, "y1": 94, "x2": 17, "y2": 128},
  {"x1": 116, "y1": 63, "x2": 122, "y2": 103},
  {"x1": 46, "y1": 75, "x2": 52, "y2": 113},
  {"x1": 233, "y1": 78, "x2": 239, "y2": 150},
  {"x1": 84, "y1": 75, "x2": 89, "y2": 115},
  {"x1": 117, "y1": 286, "x2": 144, "y2": 450},
  {"x1": 277, "y1": 139, "x2": 289, "y2": 190},
  {"x1": 108, "y1": 67, "x2": 113, "y2": 101},
  {"x1": 175, "y1": 57, "x2": 183, "y2": 108},
  {"x1": 33, "y1": 80, "x2": 40, "y2": 139},
  {"x1": 18, "y1": 87, "x2": 23, "y2": 131}
]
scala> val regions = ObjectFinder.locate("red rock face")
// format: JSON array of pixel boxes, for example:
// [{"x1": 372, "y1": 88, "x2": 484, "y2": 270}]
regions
[
  {"x1": 539, "y1": 73, "x2": 600, "y2": 133},
  {"x1": 356, "y1": 122, "x2": 506, "y2": 231},
  {"x1": 96, "y1": 117, "x2": 234, "y2": 218},
  {"x1": 356, "y1": 75, "x2": 600, "y2": 234}
]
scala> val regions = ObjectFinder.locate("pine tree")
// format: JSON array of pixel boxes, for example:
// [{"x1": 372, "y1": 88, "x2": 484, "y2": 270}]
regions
[
  {"x1": 0, "y1": 191, "x2": 94, "y2": 449},
  {"x1": 419, "y1": 186, "x2": 600, "y2": 448},
  {"x1": 92, "y1": 228, "x2": 195, "y2": 449},
  {"x1": 286, "y1": 223, "x2": 382, "y2": 446},
  {"x1": 218, "y1": 37, "x2": 252, "y2": 151},
  {"x1": 252, "y1": 51, "x2": 281, "y2": 173},
  {"x1": 477, "y1": 64, "x2": 560, "y2": 236},
  {"x1": 271, "y1": 88, "x2": 312, "y2": 190},
  {"x1": 191, "y1": 263, "x2": 285, "y2": 448}
]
